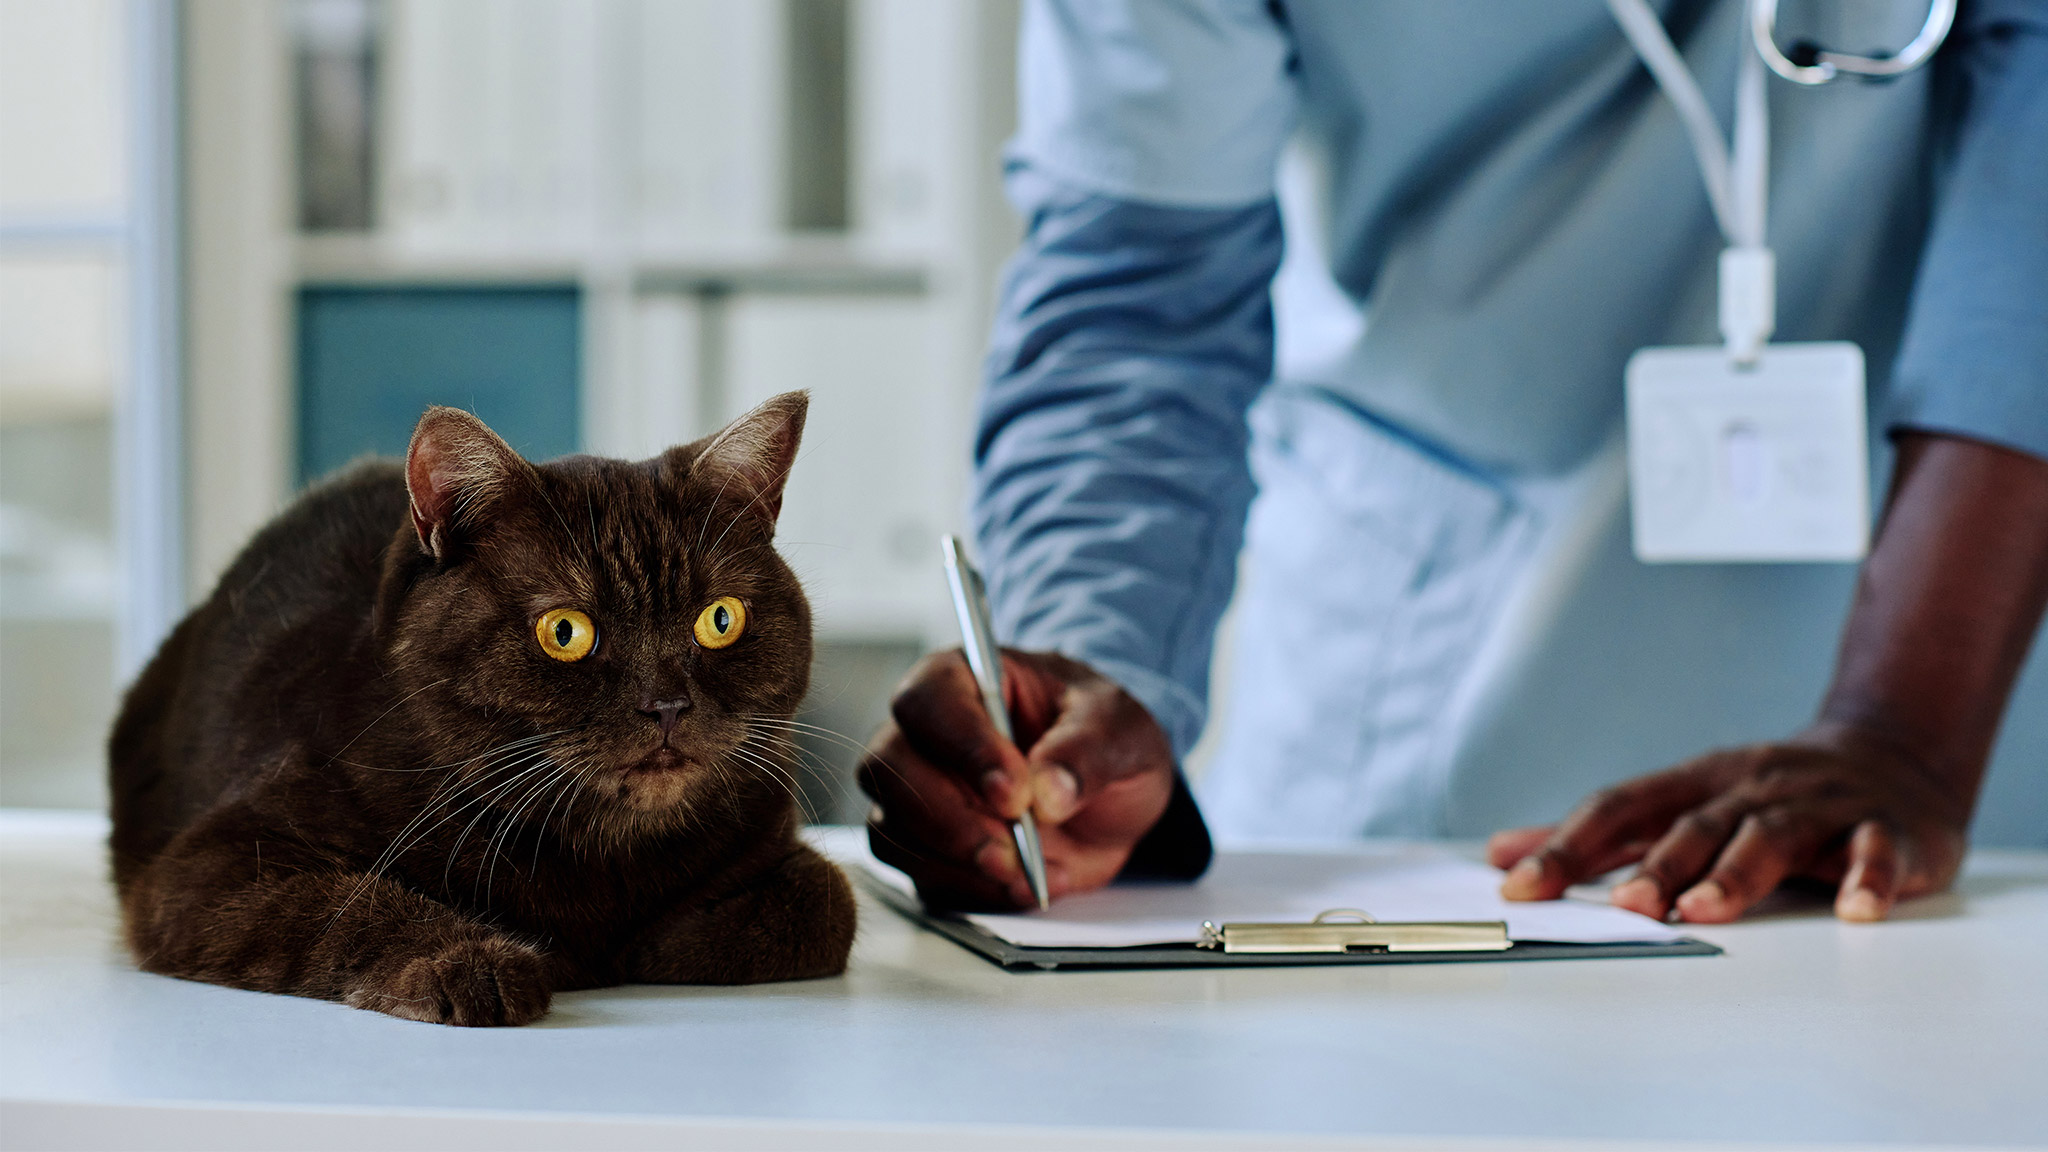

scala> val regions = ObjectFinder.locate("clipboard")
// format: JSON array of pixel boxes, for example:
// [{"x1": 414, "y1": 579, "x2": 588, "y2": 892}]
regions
[{"x1": 858, "y1": 869, "x2": 1723, "y2": 972}]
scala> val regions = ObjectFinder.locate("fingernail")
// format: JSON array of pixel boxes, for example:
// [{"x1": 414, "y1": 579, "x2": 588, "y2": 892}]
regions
[
  {"x1": 980, "y1": 770, "x2": 1013, "y2": 812},
  {"x1": 974, "y1": 838, "x2": 1017, "y2": 877},
  {"x1": 1501, "y1": 857, "x2": 1544, "y2": 899},
  {"x1": 1611, "y1": 877, "x2": 1661, "y2": 914},
  {"x1": 1837, "y1": 887, "x2": 1886, "y2": 922},
  {"x1": 1035, "y1": 765, "x2": 1080, "y2": 822},
  {"x1": 1675, "y1": 880, "x2": 1727, "y2": 920}
]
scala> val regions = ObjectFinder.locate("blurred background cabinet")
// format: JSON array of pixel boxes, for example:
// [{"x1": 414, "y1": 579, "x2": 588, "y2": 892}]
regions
[{"x1": 3, "y1": 0, "x2": 1021, "y2": 820}]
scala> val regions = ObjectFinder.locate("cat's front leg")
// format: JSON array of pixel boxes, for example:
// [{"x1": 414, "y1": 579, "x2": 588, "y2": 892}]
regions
[
  {"x1": 622, "y1": 843, "x2": 856, "y2": 985},
  {"x1": 122, "y1": 811, "x2": 557, "y2": 1026}
]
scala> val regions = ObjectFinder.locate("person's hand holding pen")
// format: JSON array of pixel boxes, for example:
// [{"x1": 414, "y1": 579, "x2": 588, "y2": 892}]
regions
[{"x1": 858, "y1": 648, "x2": 1176, "y2": 910}]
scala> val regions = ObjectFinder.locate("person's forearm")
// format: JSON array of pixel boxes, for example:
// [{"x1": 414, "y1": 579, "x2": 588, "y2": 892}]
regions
[{"x1": 1818, "y1": 431, "x2": 2048, "y2": 804}]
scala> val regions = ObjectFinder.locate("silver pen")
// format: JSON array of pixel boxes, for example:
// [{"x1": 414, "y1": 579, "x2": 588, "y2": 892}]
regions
[{"x1": 941, "y1": 535, "x2": 1051, "y2": 910}]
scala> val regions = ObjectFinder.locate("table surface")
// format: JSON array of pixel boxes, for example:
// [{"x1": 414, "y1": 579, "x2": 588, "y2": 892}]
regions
[{"x1": 4, "y1": 811, "x2": 2045, "y2": 1150}]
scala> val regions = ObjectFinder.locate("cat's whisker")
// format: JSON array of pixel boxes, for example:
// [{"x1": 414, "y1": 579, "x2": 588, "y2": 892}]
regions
[
  {"x1": 769, "y1": 728, "x2": 865, "y2": 779},
  {"x1": 483, "y1": 764, "x2": 571, "y2": 908},
  {"x1": 341, "y1": 728, "x2": 563, "y2": 775},
  {"x1": 724, "y1": 744, "x2": 808, "y2": 813},
  {"x1": 735, "y1": 717, "x2": 889, "y2": 810},
  {"x1": 701, "y1": 451, "x2": 799, "y2": 562},
  {"x1": 714, "y1": 760, "x2": 746, "y2": 828},
  {"x1": 322, "y1": 777, "x2": 463, "y2": 937},
  {"x1": 528, "y1": 762, "x2": 584, "y2": 877},
  {"x1": 323, "y1": 677, "x2": 453, "y2": 768},
  {"x1": 693, "y1": 462, "x2": 743, "y2": 554},
  {"x1": 725, "y1": 740, "x2": 832, "y2": 826},
  {"x1": 411, "y1": 749, "x2": 557, "y2": 894},
  {"x1": 734, "y1": 715, "x2": 883, "y2": 768},
  {"x1": 478, "y1": 766, "x2": 548, "y2": 905},
  {"x1": 366, "y1": 751, "x2": 547, "y2": 891},
  {"x1": 442, "y1": 753, "x2": 563, "y2": 895},
  {"x1": 324, "y1": 734, "x2": 572, "y2": 935},
  {"x1": 739, "y1": 713, "x2": 870, "y2": 741},
  {"x1": 531, "y1": 482, "x2": 583, "y2": 561},
  {"x1": 733, "y1": 725, "x2": 860, "y2": 778},
  {"x1": 759, "y1": 737, "x2": 853, "y2": 797},
  {"x1": 439, "y1": 777, "x2": 550, "y2": 904},
  {"x1": 748, "y1": 716, "x2": 940, "y2": 810},
  {"x1": 708, "y1": 755, "x2": 784, "y2": 828},
  {"x1": 555, "y1": 754, "x2": 598, "y2": 860}
]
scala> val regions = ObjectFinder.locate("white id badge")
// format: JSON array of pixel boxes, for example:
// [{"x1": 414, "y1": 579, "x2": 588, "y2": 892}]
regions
[{"x1": 1625, "y1": 342, "x2": 1869, "y2": 563}]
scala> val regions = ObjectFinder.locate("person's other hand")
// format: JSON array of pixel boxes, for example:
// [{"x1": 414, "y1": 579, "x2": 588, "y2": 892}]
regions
[
  {"x1": 1487, "y1": 721, "x2": 1971, "y2": 923},
  {"x1": 858, "y1": 649, "x2": 1175, "y2": 909}
]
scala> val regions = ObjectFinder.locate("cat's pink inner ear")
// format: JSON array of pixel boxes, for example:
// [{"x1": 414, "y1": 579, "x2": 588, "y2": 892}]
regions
[
  {"x1": 404, "y1": 407, "x2": 524, "y2": 560},
  {"x1": 691, "y1": 391, "x2": 808, "y2": 528}
]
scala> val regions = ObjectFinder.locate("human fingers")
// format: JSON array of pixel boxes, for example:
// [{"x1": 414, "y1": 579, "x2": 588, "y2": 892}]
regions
[
  {"x1": 869, "y1": 822, "x2": 1034, "y2": 909},
  {"x1": 1833, "y1": 820, "x2": 1899, "y2": 922},
  {"x1": 887, "y1": 650, "x2": 1032, "y2": 819},
  {"x1": 869, "y1": 824, "x2": 1032, "y2": 910},
  {"x1": 1671, "y1": 807, "x2": 1837, "y2": 923},
  {"x1": 858, "y1": 728, "x2": 1031, "y2": 907},
  {"x1": 858, "y1": 749, "x2": 1020, "y2": 880},
  {"x1": 1486, "y1": 826, "x2": 1553, "y2": 870},
  {"x1": 865, "y1": 796, "x2": 1034, "y2": 911},
  {"x1": 1608, "y1": 797, "x2": 1751, "y2": 919},
  {"x1": 1499, "y1": 762, "x2": 1730, "y2": 901},
  {"x1": 1028, "y1": 792, "x2": 1172, "y2": 898},
  {"x1": 1490, "y1": 826, "x2": 1652, "y2": 882},
  {"x1": 1022, "y1": 673, "x2": 1173, "y2": 830}
]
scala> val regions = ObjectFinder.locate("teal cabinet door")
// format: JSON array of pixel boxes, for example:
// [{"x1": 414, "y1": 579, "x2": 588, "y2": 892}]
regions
[{"x1": 296, "y1": 285, "x2": 580, "y2": 485}]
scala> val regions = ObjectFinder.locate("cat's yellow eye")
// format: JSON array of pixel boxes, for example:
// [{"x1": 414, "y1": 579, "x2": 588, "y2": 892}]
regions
[
  {"x1": 536, "y1": 608, "x2": 597, "y2": 662},
  {"x1": 693, "y1": 596, "x2": 747, "y2": 649}
]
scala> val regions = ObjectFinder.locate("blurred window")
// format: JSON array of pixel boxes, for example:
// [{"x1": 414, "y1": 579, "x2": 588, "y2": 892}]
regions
[{"x1": 0, "y1": 0, "x2": 128, "y2": 808}]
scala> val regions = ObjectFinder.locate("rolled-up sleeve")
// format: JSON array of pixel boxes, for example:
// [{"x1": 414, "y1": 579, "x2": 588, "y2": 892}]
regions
[
  {"x1": 974, "y1": 0, "x2": 1296, "y2": 759},
  {"x1": 1887, "y1": 0, "x2": 2048, "y2": 461},
  {"x1": 976, "y1": 170, "x2": 1284, "y2": 759}
]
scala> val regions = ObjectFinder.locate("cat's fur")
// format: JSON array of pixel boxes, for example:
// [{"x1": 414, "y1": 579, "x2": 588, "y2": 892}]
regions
[{"x1": 109, "y1": 392, "x2": 853, "y2": 1026}]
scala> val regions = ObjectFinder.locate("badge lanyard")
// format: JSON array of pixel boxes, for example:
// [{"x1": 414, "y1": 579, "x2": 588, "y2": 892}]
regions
[{"x1": 1609, "y1": 0, "x2": 1872, "y2": 563}]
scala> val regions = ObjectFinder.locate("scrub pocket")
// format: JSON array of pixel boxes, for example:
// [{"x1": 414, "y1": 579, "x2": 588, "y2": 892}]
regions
[{"x1": 1198, "y1": 387, "x2": 1541, "y2": 839}]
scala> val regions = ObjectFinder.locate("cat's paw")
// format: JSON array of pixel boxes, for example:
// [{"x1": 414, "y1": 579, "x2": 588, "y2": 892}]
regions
[
  {"x1": 349, "y1": 936, "x2": 553, "y2": 1026},
  {"x1": 625, "y1": 846, "x2": 856, "y2": 984}
]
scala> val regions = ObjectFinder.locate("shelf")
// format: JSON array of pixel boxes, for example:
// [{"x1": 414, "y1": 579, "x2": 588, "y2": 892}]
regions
[{"x1": 293, "y1": 234, "x2": 929, "y2": 297}]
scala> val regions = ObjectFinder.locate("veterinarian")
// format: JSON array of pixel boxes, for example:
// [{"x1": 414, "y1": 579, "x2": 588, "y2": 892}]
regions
[{"x1": 859, "y1": 0, "x2": 2048, "y2": 922}]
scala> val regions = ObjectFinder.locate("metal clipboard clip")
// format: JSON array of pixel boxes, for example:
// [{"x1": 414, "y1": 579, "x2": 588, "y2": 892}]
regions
[{"x1": 1196, "y1": 908, "x2": 1511, "y2": 954}]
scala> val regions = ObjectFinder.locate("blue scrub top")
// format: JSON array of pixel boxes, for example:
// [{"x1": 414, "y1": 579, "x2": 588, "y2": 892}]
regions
[{"x1": 973, "y1": 0, "x2": 2048, "y2": 838}]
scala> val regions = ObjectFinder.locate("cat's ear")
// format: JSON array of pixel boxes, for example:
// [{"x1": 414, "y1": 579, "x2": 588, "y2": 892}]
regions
[
  {"x1": 404, "y1": 406, "x2": 535, "y2": 561},
  {"x1": 684, "y1": 391, "x2": 807, "y2": 529}
]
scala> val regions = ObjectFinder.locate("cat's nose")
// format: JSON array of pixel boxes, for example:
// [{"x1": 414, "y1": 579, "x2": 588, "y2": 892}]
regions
[{"x1": 638, "y1": 695, "x2": 692, "y2": 740}]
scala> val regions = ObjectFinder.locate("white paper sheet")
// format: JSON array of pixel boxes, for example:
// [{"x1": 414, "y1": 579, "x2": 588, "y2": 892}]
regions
[{"x1": 856, "y1": 841, "x2": 1682, "y2": 948}]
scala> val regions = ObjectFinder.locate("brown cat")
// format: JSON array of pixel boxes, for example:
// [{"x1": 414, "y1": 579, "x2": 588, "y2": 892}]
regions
[{"x1": 109, "y1": 392, "x2": 854, "y2": 1026}]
